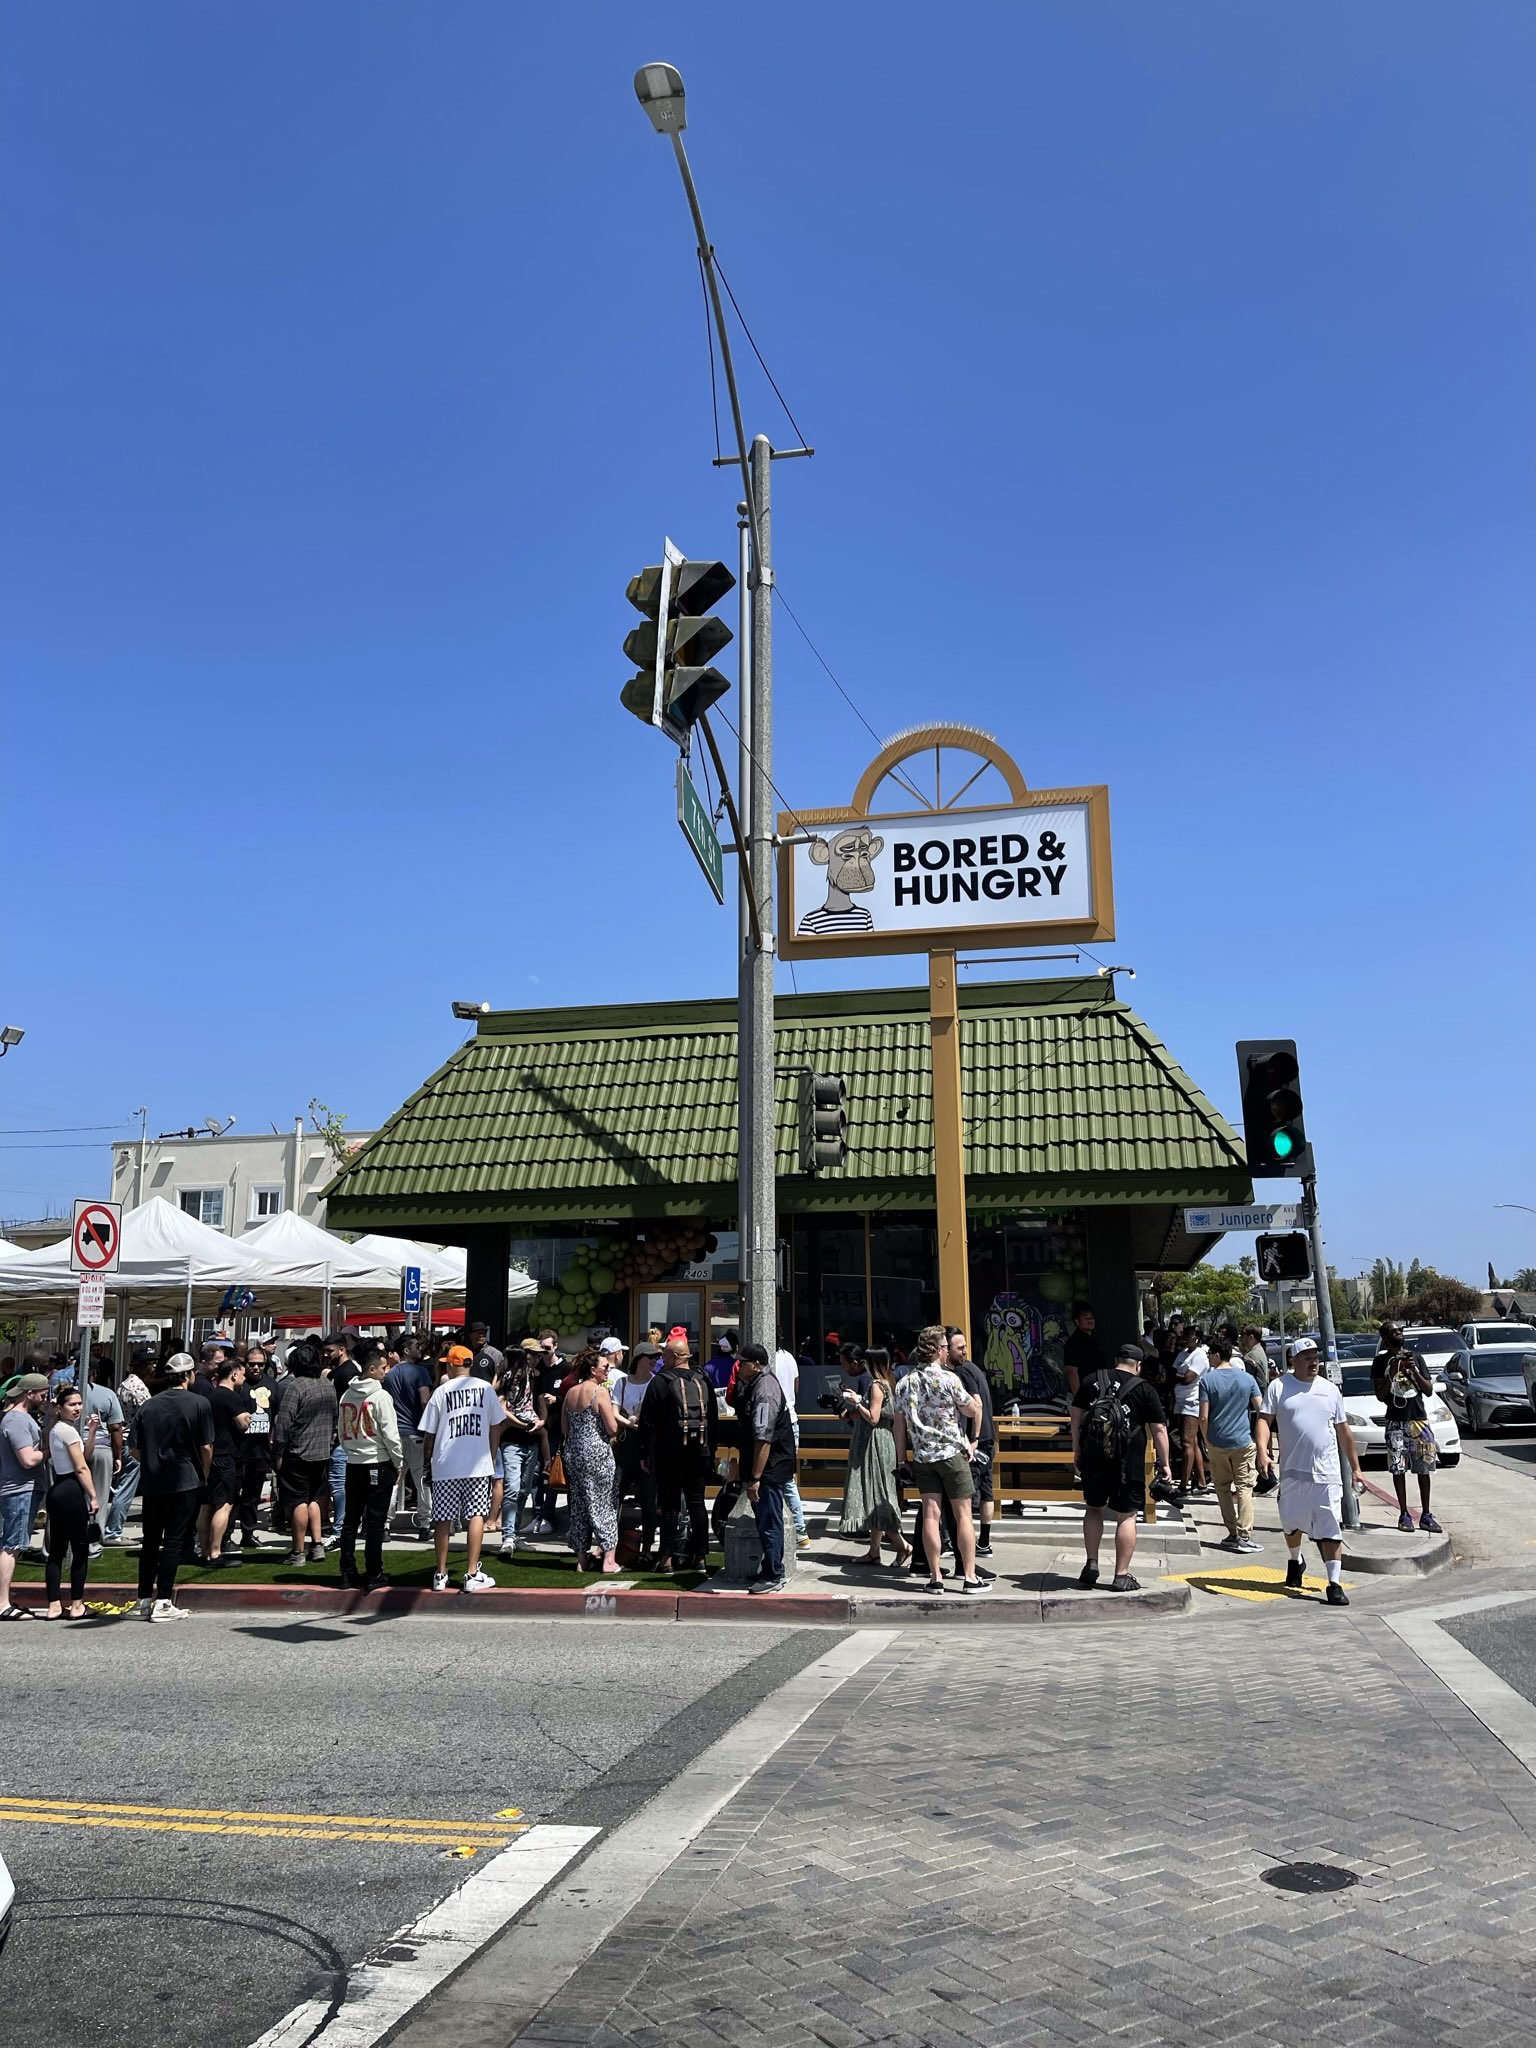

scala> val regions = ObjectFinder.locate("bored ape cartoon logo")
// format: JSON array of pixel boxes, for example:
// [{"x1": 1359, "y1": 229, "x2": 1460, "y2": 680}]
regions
[{"x1": 797, "y1": 825, "x2": 886, "y2": 936}]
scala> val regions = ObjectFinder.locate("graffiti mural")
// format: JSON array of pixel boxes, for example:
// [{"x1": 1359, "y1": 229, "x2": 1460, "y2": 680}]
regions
[{"x1": 983, "y1": 1291, "x2": 1067, "y2": 1407}]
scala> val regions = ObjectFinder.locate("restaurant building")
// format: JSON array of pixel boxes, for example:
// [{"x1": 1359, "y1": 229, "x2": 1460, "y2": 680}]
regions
[{"x1": 323, "y1": 973, "x2": 1251, "y2": 1405}]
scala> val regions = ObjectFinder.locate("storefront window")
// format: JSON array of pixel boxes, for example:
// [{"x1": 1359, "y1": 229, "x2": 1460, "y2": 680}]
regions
[
  {"x1": 868, "y1": 1218, "x2": 939, "y2": 1354},
  {"x1": 790, "y1": 1220, "x2": 869, "y2": 1358},
  {"x1": 968, "y1": 1213, "x2": 1089, "y2": 1409}
]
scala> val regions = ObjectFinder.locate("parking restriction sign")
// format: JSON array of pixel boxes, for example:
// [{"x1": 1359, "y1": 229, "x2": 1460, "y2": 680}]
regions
[
  {"x1": 77, "y1": 1276, "x2": 107, "y2": 1326},
  {"x1": 71, "y1": 1199, "x2": 123, "y2": 1274}
]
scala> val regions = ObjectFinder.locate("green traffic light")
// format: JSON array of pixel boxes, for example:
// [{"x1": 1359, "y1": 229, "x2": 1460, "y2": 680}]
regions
[{"x1": 1272, "y1": 1130, "x2": 1296, "y2": 1159}]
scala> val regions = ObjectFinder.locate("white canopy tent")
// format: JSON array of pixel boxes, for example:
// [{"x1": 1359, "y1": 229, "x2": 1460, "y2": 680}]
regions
[{"x1": 0, "y1": 1197, "x2": 286, "y2": 1309}]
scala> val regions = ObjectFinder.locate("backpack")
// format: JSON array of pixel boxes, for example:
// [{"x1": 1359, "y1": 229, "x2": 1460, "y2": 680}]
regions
[
  {"x1": 674, "y1": 1368, "x2": 711, "y2": 1451},
  {"x1": 1082, "y1": 1369, "x2": 1132, "y2": 1468}
]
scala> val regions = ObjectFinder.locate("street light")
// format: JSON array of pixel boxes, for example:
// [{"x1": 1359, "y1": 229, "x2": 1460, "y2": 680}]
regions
[
  {"x1": 632, "y1": 60, "x2": 779, "y2": 1355},
  {"x1": 0, "y1": 1026, "x2": 24, "y2": 1055}
]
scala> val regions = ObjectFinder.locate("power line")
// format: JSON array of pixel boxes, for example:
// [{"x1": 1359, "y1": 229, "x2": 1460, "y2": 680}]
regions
[
  {"x1": 771, "y1": 584, "x2": 929, "y2": 809},
  {"x1": 0, "y1": 1124, "x2": 132, "y2": 1136},
  {"x1": 712, "y1": 253, "x2": 811, "y2": 452},
  {"x1": 697, "y1": 249, "x2": 723, "y2": 466}
]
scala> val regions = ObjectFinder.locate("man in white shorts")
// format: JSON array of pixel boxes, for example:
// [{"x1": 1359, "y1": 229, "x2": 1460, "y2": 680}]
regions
[
  {"x1": 1255, "y1": 1336, "x2": 1364, "y2": 1607},
  {"x1": 419, "y1": 1344, "x2": 505, "y2": 1594}
]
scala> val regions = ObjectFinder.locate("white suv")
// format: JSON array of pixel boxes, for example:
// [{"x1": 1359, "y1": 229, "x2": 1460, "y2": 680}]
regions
[{"x1": 1460, "y1": 1320, "x2": 1536, "y2": 1351}]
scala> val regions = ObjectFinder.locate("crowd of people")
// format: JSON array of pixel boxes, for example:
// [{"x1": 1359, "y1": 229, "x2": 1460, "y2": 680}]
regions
[{"x1": 0, "y1": 1302, "x2": 1442, "y2": 1617}]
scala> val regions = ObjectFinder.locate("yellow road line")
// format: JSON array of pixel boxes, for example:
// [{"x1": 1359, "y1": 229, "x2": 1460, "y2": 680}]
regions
[
  {"x1": 0, "y1": 1812, "x2": 523, "y2": 1847},
  {"x1": 0, "y1": 1795, "x2": 520, "y2": 1832},
  {"x1": 1161, "y1": 1566, "x2": 1351, "y2": 1605}
]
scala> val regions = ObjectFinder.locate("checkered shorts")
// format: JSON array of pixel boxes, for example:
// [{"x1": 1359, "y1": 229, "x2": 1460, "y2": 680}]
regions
[{"x1": 430, "y1": 1475, "x2": 492, "y2": 1527}]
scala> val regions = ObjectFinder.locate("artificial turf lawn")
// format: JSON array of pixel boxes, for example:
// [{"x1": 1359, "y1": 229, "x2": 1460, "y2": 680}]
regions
[{"x1": 8, "y1": 1548, "x2": 720, "y2": 1593}]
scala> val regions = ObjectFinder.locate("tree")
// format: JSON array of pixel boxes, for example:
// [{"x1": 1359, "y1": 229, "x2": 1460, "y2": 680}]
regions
[
  {"x1": 1513, "y1": 1268, "x2": 1536, "y2": 1293},
  {"x1": 1152, "y1": 1262, "x2": 1255, "y2": 1327},
  {"x1": 1404, "y1": 1272, "x2": 1481, "y2": 1327},
  {"x1": 1369, "y1": 1258, "x2": 1406, "y2": 1311},
  {"x1": 307, "y1": 1098, "x2": 352, "y2": 1167}
]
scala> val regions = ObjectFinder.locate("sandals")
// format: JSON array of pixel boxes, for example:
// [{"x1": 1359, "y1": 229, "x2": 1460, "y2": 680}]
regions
[{"x1": 0, "y1": 1605, "x2": 37, "y2": 1621}]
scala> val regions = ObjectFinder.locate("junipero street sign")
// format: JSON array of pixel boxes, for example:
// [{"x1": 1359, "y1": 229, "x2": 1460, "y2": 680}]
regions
[
  {"x1": 677, "y1": 757, "x2": 726, "y2": 905},
  {"x1": 778, "y1": 726, "x2": 1113, "y2": 961}
]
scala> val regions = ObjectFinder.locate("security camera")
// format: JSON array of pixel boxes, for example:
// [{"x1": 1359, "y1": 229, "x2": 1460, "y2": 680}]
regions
[{"x1": 451, "y1": 1001, "x2": 491, "y2": 1021}]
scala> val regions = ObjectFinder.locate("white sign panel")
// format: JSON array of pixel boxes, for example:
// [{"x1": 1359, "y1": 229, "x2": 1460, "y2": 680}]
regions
[
  {"x1": 71, "y1": 1198, "x2": 123, "y2": 1274},
  {"x1": 782, "y1": 793, "x2": 1111, "y2": 960},
  {"x1": 1183, "y1": 1205, "x2": 1303, "y2": 1234},
  {"x1": 77, "y1": 1276, "x2": 106, "y2": 1326}
]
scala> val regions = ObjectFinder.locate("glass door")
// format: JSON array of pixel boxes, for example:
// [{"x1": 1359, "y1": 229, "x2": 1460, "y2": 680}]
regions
[{"x1": 635, "y1": 1287, "x2": 706, "y2": 1354}]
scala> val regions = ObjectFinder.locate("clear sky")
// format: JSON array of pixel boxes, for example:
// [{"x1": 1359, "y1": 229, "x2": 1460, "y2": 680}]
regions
[{"x1": 4, "y1": 4, "x2": 1532, "y2": 1285}]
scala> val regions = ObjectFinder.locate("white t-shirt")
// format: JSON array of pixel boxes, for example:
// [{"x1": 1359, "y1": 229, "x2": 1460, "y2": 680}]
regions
[
  {"x1": 49, "y1": 1420, "x2": 83, "y2": 1477},
  {"x1": 616, "y1": 1374, "x2": 653, "y2": 1420},
  {"x1": 773, "y1": 1349, "x2": 800, "y2": 1444},
  {"x1": 419, "y1": 1375, "x2": 504, "y2": 1480},
  {"x1": 1173, "y1": 1346, "x2": 1208, "y2": 1417},
  {"x1": 1262, "y1": 1372, "x2": 1347, "y2": 1486}
]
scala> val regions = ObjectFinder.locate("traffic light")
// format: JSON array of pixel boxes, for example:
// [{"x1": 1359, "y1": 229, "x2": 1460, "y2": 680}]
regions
[
  {"x1": 798, "y1": 1070, "x2": 848, "y2": 1173},
  {"x1": 620, "y1": 541, "x2": 735, "y2": 746},
  {"x1": 1256, "y1": 1232, "x2": 1311, "y2": 1282},
  {"x1": 1236, "y1": 1039, "x2": 1313, "y2": 1178}
]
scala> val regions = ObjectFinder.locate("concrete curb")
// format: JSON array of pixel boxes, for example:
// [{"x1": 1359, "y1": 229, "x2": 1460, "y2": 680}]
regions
[
  {"x1": 23, "y1": 1576, "x2": 1193, "y2": 1625},
  {"x1": 1341, "y1": 1528, "x2": 1454, "y2": 1577}
]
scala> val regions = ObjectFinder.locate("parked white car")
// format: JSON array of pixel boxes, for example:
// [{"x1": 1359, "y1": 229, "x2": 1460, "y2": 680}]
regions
[
  {"x1": 1402, "y1": 1327, "x2": 1465, "y2": 1382},
  {"x1": 1337, "y1": 1362, "x2": 1461, "y2": 1465},
  {"x1": 1460, "y1": 1320, "x2": 1536, "y2": 1350},
  {"x1": 0, "y1": 1844, "x2": 12, "y2": 1956}
]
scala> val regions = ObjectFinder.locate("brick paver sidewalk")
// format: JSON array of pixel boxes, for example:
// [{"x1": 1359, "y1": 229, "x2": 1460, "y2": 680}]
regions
[{"x1": 513, "y1": 1603, "x2": 1536, "y2": 2047}]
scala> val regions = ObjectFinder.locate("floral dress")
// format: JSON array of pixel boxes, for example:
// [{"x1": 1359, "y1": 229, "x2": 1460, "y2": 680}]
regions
[
  {"x1": 838, "y1": 1387, "x2": 902, "y2": 1536},
  {"x1": 563, "y1": 1399, "x2": 618, "y2": 1557}
]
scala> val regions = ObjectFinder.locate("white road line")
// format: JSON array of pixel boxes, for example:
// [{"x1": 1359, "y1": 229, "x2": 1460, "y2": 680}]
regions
[
  {"x1": 249, "y1": 1823, "x2": 598, "y2": 2048},
  {"x1": 382, "y1": 1627, "x2": 899, "y2": 2048},
  {"x1": 1382, "y1": 1587, "x2": 1536, "y2": 1781}
]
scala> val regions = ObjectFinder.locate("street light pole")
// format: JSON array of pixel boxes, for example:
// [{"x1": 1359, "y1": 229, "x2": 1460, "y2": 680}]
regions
[{"x1": 635, "y1": 62, "x2": 779, "y2": 1354}]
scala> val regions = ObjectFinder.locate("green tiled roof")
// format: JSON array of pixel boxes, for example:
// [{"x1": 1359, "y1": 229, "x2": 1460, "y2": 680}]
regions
[{"x1": 324, "y1": 977, "x2": 1250, "y2": 1229}]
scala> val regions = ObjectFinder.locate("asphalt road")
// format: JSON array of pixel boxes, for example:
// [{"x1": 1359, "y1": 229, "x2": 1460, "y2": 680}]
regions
[
  {"x1": 0, "y1": 1612, "x2": 831, "y2": 2048},
  {"x1": 1440, "y1": 1603, "x2": 1536, "y2": 1709}
]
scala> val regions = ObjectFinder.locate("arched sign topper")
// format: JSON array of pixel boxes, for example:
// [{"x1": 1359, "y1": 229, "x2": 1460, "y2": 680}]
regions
[{"x1": 777, "y1": 723, "x2": 1114, "y2": 962}]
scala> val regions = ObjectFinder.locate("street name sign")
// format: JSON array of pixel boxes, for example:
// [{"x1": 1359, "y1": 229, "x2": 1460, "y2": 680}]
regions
[
  {"x1": 676, "y1": 757, "x2": 725, "y2": 905},
  {"x1": 77, "y1": 1276, "x2": 106, "y2": 1326},
  {"x1": 1183, "y1": 1204, "x2": 1302, "y2": 1234},
  {"x1": 71, "y1": 1198, "x2": 123, "y2": 1274},
  {"x1": 400, "y1": 1265, "x2": 422, "y2": 1316}
]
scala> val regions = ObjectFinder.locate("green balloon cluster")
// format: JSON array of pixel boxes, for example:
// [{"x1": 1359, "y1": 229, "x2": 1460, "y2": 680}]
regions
[{"x1": 528, "y1": 1242, "x2": 621, "y2": 1333}]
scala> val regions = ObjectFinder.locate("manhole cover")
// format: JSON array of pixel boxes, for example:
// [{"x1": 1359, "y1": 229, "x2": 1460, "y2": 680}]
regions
[{"x1": 1261, "y1": 1861, "x2": 1359, "y2": 1895}]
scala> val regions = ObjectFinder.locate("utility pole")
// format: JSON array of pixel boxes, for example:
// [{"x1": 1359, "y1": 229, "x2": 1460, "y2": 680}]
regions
[
  {"x1": 742, "y1": 434, "x2": 776, "y2": 1353},
  {"x1": 1304, "y1": 1171, "x2": 1358, "y2": 1529},
  {"x1": 635, "y1": 63, "x2": 808, "y2": 1358}
]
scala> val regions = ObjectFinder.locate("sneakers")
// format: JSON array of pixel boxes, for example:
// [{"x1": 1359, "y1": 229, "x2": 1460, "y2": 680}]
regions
[
  {"x1": 748, "y1": 1575, "x2": 786, "y2": 1595},
  {"x1": 1398, "y1": 1510, "x2": 1415, "y2": 1532},
  {"x1": 149, "y1": 1599, "x2": 190, "y2": 1622},
  {"x1": 923, "y1": 1577, "x2": 946, "y2": 1595},
  {"x1": 961, "y1": 1576, "x2": 991, "y2": 1595},
  {"x1": 498, "y1": 1539, "x2": 518, "y2": 1559},
  {"x1": 974, "y1": 1540, "x2": 994, "y2": 1559},
  {"x1": 796, "y1": 1534, "x2": 812, "y2": 1550},
  {"x1": 462, "y1": 1570, "x2": 496, "y2": 1594},
  {"x1": 87, "y1": 1543, "x2": 103, "y2": 1561},
  {"x1": 1236, "y1": 1536, "x2": 1264, "y2": 1554},
  {"x1": 363, "y1": 1573, "x2": 392, "y2": 1592},
  {"x1": 431, "y1": 1569, "x2": 451, "y2": 1592},
  {"x1": 1325, "y1": 1581, "x2": 1350, "y2": 1606},
  {"x1": 1078, "y1": 1563, "x2": 1100, "y2": 1589},
  {"x1": 1420, "y1": 1511, "x2": 1443, "y2": 1534},
  {"x1": 1217, "y1": 1535, "x2": 1243, "y2": 1552},
  {"x1": 283, "y1": 1549, "x2": 307, "y2": 1567},
  {"x1": 1285, "y1": 1556, "x2": 1305, "y2": 1590},
  {"x1": 132, "y1": 1597, "x2": 154, "y2": 1621},
  {"x1": 526, "y1": 1519, "x2": 555, "y2": 1538},
  {"x1": 1109, "y1": 1574, "x2": 1142, "y2": 1593},
  {"x1": 307, "y1": 1541, "x2": 328, "y2": 1563}
]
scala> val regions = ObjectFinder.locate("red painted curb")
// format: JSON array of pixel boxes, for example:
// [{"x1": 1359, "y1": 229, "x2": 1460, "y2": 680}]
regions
[{"x1": 677, "y1": 1592, "x2": 852, "y2": 1622}]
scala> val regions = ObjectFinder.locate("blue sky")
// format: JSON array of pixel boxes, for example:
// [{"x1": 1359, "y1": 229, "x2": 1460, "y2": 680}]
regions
[{"x1": 4, "y1": 4, "x2": 1532, "y2": 1284}]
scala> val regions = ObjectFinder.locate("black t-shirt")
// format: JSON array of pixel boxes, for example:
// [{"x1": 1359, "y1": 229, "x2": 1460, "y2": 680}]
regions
[
  {"x1": 1071, "y1": 1370, "x2": 1166, "y2": 1477},
  {"x1": 950, "y1": 1357, "x2": 995, "y2": 1449},
  {"x1": 207, "y1": 1385, "x2": 246, "y2": 1463},
  {"x1": 1064, "y1": 1328, "x2": 1107, "y2": 1383},
  {"x1": 1374, "y1": 1348, "x2": 1428, "y2": 1423},
  {"x1": 137, "y1": 1388, "x2": 214, "y2": 1495}
]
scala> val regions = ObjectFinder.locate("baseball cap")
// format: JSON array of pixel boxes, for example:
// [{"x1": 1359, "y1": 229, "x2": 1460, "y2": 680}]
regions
[
  {"x1": 1288, "y1": 1336, "x2": 1319, "y2": 1360},
  {"x1": 162, "y1": 1353, "x2": 196, "y2": 1378},
  {"x1": 444, "y1": 1344, "x2": 474, "y2": 1366},
  {"x1": 10, "y1": 1372, "x2": 49, "y2": 1395},
  {"x1": 631, "y1": 1341, "x2": 660, "y2": 1362},
  {"x1": 598, "y1": 1337, "x2": 626, "y2": 1355},
  {"x1": 519, "y1": 1336, "x2": 543, "y2": 1353},
  {"x1": 1115, "y1": 1343, "x2": 1144, "y2": 1364}
]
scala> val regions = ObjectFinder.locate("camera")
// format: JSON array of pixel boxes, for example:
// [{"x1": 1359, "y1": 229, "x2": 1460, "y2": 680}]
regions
[
  {"x1": 1148, "y1": 1474, "x2": 1181, "y2": 1505},
  {"x1": 817, "y1": 1376, "x2": 847, "y2": 1413}
]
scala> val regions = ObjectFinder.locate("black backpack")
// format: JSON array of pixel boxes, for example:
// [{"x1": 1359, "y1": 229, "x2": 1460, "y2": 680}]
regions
[
  {"x1": 673, "y1": 1367, "x2": 711, "y2": 1451},
  {"x1": 1082, "y1": 1369, "x2": 1132, "y2": 1467}
]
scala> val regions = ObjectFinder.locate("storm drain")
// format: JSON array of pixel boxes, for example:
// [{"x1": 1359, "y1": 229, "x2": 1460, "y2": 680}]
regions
[{"x1": 1261, "y1": 1861, "x2": 1360, "y2": 1895}]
